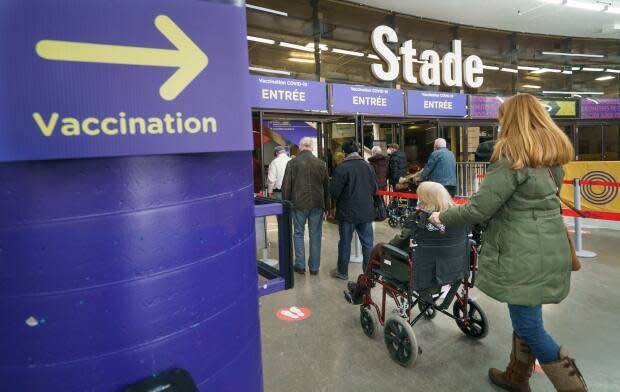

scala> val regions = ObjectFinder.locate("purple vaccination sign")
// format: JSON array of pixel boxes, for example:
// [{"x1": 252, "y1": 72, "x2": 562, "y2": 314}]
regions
[
  {"x1": 330, "y1": 84, "x2": 404, "y2": 116},
  {"x1": 407, "y1": 91, "x2": 467, "y2": 117},
  {"x1": 250, "y1": 75, "x2": 327, "y2": 112},
  {"x1": 469, "y1": 95, "x2": 510, "y2": 119},
  {"x1": 0, "y1": 0, "x2": 251, "y2": 162},
  {"x1": 580, "y1": 98, "x2": 620, "y2": 119}
]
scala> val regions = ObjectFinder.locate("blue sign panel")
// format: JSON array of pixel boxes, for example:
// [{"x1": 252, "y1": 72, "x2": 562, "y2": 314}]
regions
[
  {"x1": 0, "y1": 0, "x2": 251, "y2": 162},
  {"x1": 407, "y1": 91, "x2": 467, "y2": 117},
  {"x1": 250, "y1": 75, "x2": 327, "y2": 112},
  {"x1": 331, "y1": 84, "x2": 404, "y2": 116}
]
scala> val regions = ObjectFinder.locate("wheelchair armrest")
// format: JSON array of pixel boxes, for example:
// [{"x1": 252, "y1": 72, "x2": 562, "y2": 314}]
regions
[{"x1": 382, "y1": 244, "x2": 409, "y2": 261}]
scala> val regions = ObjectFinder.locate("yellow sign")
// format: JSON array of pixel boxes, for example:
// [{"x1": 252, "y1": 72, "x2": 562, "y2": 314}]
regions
[
  {"x1": 539, "y1": 100, "x2": 577, "y2": 117},
  {"x1": 561, "y1": 161, "x2": 620, "y2": 216},
  {"x1": 35, "y1": 15, "x2": 208, "y2": 101}
]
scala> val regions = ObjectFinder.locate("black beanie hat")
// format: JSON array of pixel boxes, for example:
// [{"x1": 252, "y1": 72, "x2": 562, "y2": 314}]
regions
[{"x1": 342, "y1": 139, "x2": 358, "y2": 155}]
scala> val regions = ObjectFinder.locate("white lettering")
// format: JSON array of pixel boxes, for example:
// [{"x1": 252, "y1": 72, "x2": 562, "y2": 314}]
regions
[
  {"x1": 370, "y1": 25, "x2": 399, "y2": 81},
  {"x1": 464, "y1": 55, "x2": 484, "y2": 88}
]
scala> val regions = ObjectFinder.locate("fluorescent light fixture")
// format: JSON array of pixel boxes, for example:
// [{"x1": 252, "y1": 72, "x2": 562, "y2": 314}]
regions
[
  {"x1": 288, "y1": 57, "x2": 314, "y2": 64},
  {"x1": 543, "y1": 90, "x2": 605, "y2": 95},
  {"x1": 562, "y1": 70, "x2": 573, "y2": 74},
  {"x1": 522, "y1": 84, "x2": 541, "y2": 89},
  {"x1": 367, "y1": 54, "x2": 380, "y2": 60},
  {"x1": 247, "y1": 36, "x2": 275, "y2": 45},
  {"x1": 305, "y1": 43, "x2": 329, "y2": 51},
  {"x1": 595, "y1": 75, "x2": 615, "y2": 81},
  {"x1": 542, "y1": 51, "x2": 604, "y2": 58},
  {"x1": 564, "y1": 0, "x2": 605, "y2": 11},
  {"x1": 605, "y1": 69, "x2": 620, "y2": 73},
  {"x1": 572, "y1": 66, "x2": 581, "y2": 71},
  {"x1": 246, "y1": 4, "x2": 288, "y2": 16},
  {"x1": 332, "y1": 48, "x2": 365, "y2": 57},
  {"x1": 532, "y1": 68, "x2": 562, "y2": 74},
  {"x1": 517, "y1": 66, "x2": 540, "y2": 71},
  {"x1": 279, "y1": 41, "x2": 314, "y2": 52},
  {"x1": 500, "y1": 67, "x2": 518, "y2": 73},
  {"x1": 581, "y1": 67, "x2": 604, "y2": 72},
  {"x1": 482, "y1": 65, "x2": 499, "y2": 70},
  {"x1": 249, "y1": 66, "x2": 291, "y2": 76},
  {"x1": 606, "y1": 6, "x2": 620, "y2": 14}
]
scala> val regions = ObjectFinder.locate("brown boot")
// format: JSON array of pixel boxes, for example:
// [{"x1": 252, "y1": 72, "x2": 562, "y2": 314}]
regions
[
  {"x1": 489, "y1": 333, "x2": 536, "y2": 392},
  {"x1": 541, "y1": 347, "x2": 588, "y2": 392}
]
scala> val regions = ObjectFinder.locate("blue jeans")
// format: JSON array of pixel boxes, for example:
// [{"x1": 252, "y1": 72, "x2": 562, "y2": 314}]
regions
[
  {"x1": 292, "y1": 208, "x2": 324, "y2": 272},
  {"x1": 337, "y1": 222, "x2": 374, "y2": 276},
  {"x1": 508, "y1": 304, "x2": 560, "y2": 363}
]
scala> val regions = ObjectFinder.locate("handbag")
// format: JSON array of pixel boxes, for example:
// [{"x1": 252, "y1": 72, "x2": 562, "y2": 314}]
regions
[
  {"x1": 547, "y1": 168, "x2": 582, "y2": 272},
  {"x1": 374, "y1": 194, "x2": 388, "y2": 222}
]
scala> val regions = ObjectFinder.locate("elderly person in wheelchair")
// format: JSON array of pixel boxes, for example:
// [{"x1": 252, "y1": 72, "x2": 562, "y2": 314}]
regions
[{"x1": 344, "y1": 181, "x2": 487, "y2": 367}]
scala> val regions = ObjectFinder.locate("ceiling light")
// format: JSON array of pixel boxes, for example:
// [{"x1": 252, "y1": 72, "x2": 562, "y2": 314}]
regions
[
  {"x1": 595, "y1": 75, "x2": 615, "y2": 81},
  {"x1": 532, "y1": 68, "x2": 562, "y2": 74},
  {"x1": 543, "y1": 90, "x2": 605, "y2": 95},
  {"x1": 605, "y1": 69, "x2": 620, "y2": 73},
  {"x1": 288, "y1": 57, "x2": 315, "y2": 64},
  {"x1": 305, "y1": 43, "x2": 329, "y2": 51},
  {"x1": 606, "y1": 6, "x2": 620, "y2": 14},
  {"x1": 518, "y1": 66, "x2": 540, "y2": 71},
  {"x1": 542, "y1": 51, "x2": 605, "y2": 58},
  {"x1": 582, "y1": 67, "x2": 604, "y2": 72},
  {"x1": 367, "y1": 54, "x2": 380, "y2": 60},
  {"x1": 246, "y1": 4, "x2": 288, "y2": 16},
  {"x1": 572, "y1": 94, "x2": 582, "y2": 98},
  {"x1": 501, "y1": 67, "x2": 518, "y2": 73},
  {"x1": 522, "y1": 85, "x2": 541, "y2": 89},
  {"x1": 249, "y1": 66, "x2": 291, "y2": 76},
  {"x1": 562, "y1": 70, "x2": 573, "y2": 74},
  {"x1": 332, "y1": 48, "x2": 365, "y2": 57},
  {"x1": 572, "y1": 66, "x2": 581, "y2": 71},
  {"x1": 482, "y1": 65, "x2": 499, "y2": 70},
  {"x1": 247, "y1": 36, "x2": 275, "y2": 45},
  {"x1": 564, "y1": 0, "x2": 605, "y2": 11},
  {"x1": 279, "y1": 42, "x2": 314, "y2": 52}
]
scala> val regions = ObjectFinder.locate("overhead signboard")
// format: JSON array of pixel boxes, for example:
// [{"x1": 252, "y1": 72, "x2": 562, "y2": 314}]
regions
[
  {"x1": 0, "y1": 0, "x2": 251, "y2": 162},
  {"x1": 469, "y1": 95, "x2": 577, "y2": 119},
  {"x1": 580, "y1": 98, "x2": 620, "y2": 119},
  {"x1": 250, "y1": 75, "x2": 327, "y2": 112},
  {"x1": 330, "y1": 84, "x2": 404, "y2": 116},
  {"x1": 539, "y1": 99, "x2": 578, "y2": 118},
  {"x1": 407, "y1": 91, "x2": 467, "y2": 117}
]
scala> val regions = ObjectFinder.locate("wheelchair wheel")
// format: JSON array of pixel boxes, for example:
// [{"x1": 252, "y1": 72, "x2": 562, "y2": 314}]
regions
[
  {"x1": 398, "y1": 216, "x2": 407, "y2": 227},
  {"x1": 423, "y1": 307, "x2": 437, "y2": 320},
  {"x1": 360, "y1": 306, "x2": 378, "y2": 338},
  {"x1": 452, "y1": 299, "x2": 489, "y2": 339},
  {"x1": 383, "y1": 315, "x2": 419, "y2": 367},
  {"x1": 388, "y1": 217, "x2": 398, "y2": 228}
]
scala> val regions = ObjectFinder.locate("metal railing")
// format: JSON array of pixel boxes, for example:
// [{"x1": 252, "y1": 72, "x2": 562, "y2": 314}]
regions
[{"x1": 456, "y1": 162, "x2": 489, "y2": 198}]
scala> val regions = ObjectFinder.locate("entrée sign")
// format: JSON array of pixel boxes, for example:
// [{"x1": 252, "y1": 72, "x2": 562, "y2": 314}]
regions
[{"x1": 370, "y1": 25, "x2": 484, "y2": 88}]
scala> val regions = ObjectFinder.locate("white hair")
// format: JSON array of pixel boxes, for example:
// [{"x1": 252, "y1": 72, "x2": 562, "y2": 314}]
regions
[
  {"x1": 371, "y1": 146, "x2": 383, "y2": 156},
  {"x1": 299, "y1": 137, "x2": 314, "y2": 151},
  {"x1": 435, "y1": 138, "x2": 447, "y2": 148}
]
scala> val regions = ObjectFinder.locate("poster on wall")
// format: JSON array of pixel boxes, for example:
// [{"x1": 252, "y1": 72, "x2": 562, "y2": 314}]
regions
[
  {"x1": 330, "y1": 84, "x2": 404, "y2": 116},
  {"x1": 250, "y1": 75, "x2": 327, "y2": 112},
  {"x1": 580, "y1": 98, "x2": 620, "y2": 119},
  {"x1": 407, "y1": 91, "x2": 467, "y2": 117},
  {"x1": 262, "y1": 120, "x2": 318, "y2": 157}
]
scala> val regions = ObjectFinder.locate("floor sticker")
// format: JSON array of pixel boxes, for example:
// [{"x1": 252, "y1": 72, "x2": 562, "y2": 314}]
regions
[{"x1": 276, "y1": 306, "x2": 312, "y2": 322}]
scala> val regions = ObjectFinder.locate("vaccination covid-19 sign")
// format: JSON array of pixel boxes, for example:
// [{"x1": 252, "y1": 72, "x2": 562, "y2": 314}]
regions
[
  {"x1": 407, "y1": 91, "x2": 467, "y2": 117},
  {"x1": 250, "y1": 75, "x2": 327, "y2": 112},
  {"x1": 330, "y1": 84, "x2": 404, "y2": 116},
  {"x1": 0, "y1": 0, "x2": 251, "y2": 162}
]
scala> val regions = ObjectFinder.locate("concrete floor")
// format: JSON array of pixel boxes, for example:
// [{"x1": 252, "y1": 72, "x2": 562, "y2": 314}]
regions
[{"x1": 259, "y1": 220, "x2": 620, "y2": 392}]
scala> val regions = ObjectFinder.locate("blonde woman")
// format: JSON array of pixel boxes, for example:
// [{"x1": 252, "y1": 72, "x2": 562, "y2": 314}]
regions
[{"x1": 430, "y1": 94, "x2": 586, "y2": 392}]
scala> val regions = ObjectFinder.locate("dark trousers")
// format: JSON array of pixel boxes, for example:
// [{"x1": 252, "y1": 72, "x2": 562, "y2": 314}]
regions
[{"x1": 337, "y1": 222, "x2": 374, "y2": 276}]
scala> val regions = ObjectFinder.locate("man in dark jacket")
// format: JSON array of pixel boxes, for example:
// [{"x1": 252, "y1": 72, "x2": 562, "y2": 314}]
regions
[
  {"x1": 387, "y1": 143, "x2": 407, "y2": 188},
  {"x1": 329, "y1": 140, "x2": 377, "y2": 280},
  {"x1": 418, "y1": 138, "x2": 457, "y2": 197},
  {"x1": 282, "y1": 137, "x2": 329, "y2": 275},
  {"x1": 368, "y1": 146, "x2": 389, "y2": 190}
]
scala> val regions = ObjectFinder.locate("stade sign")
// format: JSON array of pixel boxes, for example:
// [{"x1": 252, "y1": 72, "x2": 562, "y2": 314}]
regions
[{"x1": 370, "y1": 25, "x2": 484, "y2": 88}]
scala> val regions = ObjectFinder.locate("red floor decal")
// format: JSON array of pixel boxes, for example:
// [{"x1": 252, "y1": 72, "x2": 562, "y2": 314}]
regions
[
  {"x1": 276, "y1": 306, "x2": 312, "y2": 321},
  {"x1": 533, "y1": 360, "x2": 543, "y2": 374}
]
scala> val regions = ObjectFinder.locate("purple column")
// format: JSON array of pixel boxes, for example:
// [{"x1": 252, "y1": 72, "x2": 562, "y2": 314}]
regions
[{"x1": 0, "y1": 153, "x2": 262, "y2": 391}]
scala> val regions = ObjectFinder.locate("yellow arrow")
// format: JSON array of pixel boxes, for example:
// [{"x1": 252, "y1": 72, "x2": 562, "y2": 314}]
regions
[{"x1": 35, "y1": 15, "x2": 208, "y2": 101}]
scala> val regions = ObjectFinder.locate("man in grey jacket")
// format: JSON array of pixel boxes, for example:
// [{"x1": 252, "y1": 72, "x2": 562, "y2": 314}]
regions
[
  {"x1": 418, "y1": 138, "x2": 457, "y2": 197},
  {"x1": 282, "y1": 137, "x2": 329, "y2": 275}
]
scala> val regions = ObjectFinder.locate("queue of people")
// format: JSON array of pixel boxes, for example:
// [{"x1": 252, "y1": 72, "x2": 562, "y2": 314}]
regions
[{"x1": 262, "y1": 94, "x2": 586, "y2": 391}]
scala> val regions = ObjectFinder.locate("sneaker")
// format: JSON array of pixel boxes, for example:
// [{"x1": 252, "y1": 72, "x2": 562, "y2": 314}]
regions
[
  {"x1": 330, "y1": 269, "x2": 348, "y2": 280},
  {"x1": 294, "y1": 267, "x2": 305, "y2": 275}
]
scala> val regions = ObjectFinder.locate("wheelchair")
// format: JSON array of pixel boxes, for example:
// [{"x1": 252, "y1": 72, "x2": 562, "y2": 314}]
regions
[{"x1": 343, "y1": 227, "x2": 489, "y2": 367}]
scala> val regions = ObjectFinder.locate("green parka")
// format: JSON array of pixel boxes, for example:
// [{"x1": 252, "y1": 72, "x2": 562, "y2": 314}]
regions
[{"x1": 439, "y1": 160, "x2": 571, "y2": 306}]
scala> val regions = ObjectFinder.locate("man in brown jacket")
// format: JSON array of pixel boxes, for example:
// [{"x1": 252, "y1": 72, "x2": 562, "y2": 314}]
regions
[{"x1": 282, "y1": 137, "x2": 329, "y2": 275}]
